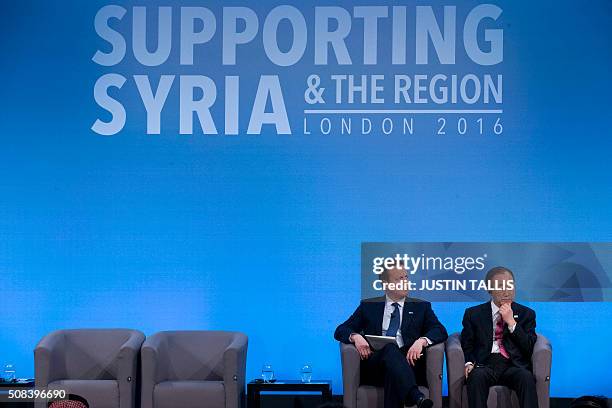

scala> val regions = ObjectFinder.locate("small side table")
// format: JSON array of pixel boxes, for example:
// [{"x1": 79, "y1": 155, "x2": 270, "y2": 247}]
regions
[{"x1": 247, "y1": 379, "x2": 332, "y2": 408}]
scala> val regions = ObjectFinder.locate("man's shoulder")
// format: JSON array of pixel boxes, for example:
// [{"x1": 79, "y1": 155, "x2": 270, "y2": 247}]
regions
[
  {"x1": 360, "y1": 296, "x2": 386, "y2": 309},
  {"x1": 512, "y1": 302, "x2": 536, "y2": 316},
  {"x1": 464, "y1": 302, "x2": 489, "y2": 316},
  {"x1": 361, "y1": 296, "x2": 386, "y2": 304},
  {"x1": 404, "y1": 297, "x2": 430, "y2": 306},
  {"x1": 404, "y1": 298, "x2": 437, "y2": 314}
]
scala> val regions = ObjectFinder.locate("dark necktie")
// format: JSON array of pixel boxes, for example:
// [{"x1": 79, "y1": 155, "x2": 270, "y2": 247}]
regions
[
  {"x1": 495, "y1": 314, "x2": 510, "y2": 359},
  {"x1": 386, "y1": 303, "x2": 401, "y2": 337}
]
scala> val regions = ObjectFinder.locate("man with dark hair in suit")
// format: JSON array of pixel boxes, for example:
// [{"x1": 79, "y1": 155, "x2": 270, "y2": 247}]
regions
[
  {"x1": 334, "y1": 263, "x2": 448, "y2": 408},
  {"x1": 462, "y1": 266, "x2": 538, "y2": 408}
]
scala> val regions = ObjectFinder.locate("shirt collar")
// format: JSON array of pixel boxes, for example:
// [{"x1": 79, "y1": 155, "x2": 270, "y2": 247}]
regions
[
  {"x1": 490, "y1": 300, "x2": 500, "y2": 316},
  {"x1": 386, "y1": 295, "x2": 405, "y2": 308}
]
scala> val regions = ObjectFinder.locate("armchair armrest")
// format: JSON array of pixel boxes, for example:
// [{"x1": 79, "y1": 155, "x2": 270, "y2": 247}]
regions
[
  {"x1": 531, "y1": 334, "x2": 552, "y2": 383},
  {"x1": 425, "y1": 342, "x2": 444, "y2": 408},
  {"x1": 340, "y1": 342, "x2": 360, "y2": 408},
  {"x1": 532, "y1": 334, "x2": 552, "y2": 408},
  {"x1": 445, "y1": 333, "x2": 465, "y2": 408},
  {"x1": 223, "y1": 333, "x2": 248, "y2": 408},
  {"x1": 118, "y1": 330, "x2": 145, "y2": 408},
  {"x1": 140, "y1": 333, "x2": 168, "y2": 408},
  {"x1": 34, "y1": 330, "x2": 66, "y2": 387}
]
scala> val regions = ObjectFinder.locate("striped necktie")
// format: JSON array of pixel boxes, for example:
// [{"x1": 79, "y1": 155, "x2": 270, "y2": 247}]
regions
[
  {"x1": 386, "y1": 303, "x2": 401, "y2": 337},
  {"x1": 495, "y1": 314, "x2": 510, "y2": 359}
]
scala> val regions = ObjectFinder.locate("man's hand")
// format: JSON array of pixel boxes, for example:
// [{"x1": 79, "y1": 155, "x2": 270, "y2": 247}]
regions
[
  {"x1": 499, "y1": 303, "x2": 516, "y2": 327},
  {"x1": 465, "y1": 363, "x2": 474, "y2": 378},
  {"x1": 351, "y1": 334, "x2": 372, "y2": 360},
  {"x1": 406, "y1": 338, "x2": 427, "y2": 366}
]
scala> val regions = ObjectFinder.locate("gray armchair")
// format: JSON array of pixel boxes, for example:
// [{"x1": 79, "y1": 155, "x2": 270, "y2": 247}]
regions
[
  {"x1": 141, "y1": 330, "x2": 248, "y2": 408},
  {"x1": 445, "y1": 332, "x2": 552, "y2": 408},
  {"x1": 34, "y1": 328, "x2": 145, "y2": 408},
  {"x1": 339, "y1": 342, "x2": 444, "y2": 408}
]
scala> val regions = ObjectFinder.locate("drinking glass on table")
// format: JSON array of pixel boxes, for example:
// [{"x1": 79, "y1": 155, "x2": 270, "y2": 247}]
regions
[
  {"x1": 3, "y1": 363, "x2": 16, "y2": 381},
  {"x1": 261, "y1": 363, "x2": 274, "y2": 383},
  {"x1": 300, "y1": 363, "x2": 313, "y2": 383}
]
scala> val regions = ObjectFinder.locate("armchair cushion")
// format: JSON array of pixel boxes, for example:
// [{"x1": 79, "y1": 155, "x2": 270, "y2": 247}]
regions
[{"x1": 153, "y1": 380, "x2": 225, "y2": 408}]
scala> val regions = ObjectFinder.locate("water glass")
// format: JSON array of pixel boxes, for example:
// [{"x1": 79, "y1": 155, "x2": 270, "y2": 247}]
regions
[
  {"x1": 3, "y1": 363, "x2": 16, "y2": 381},
  {"x1": 300, "y1": 363, "x2": 313, "y2": 383},
  {"x1": 261, "y1": 363, "x2": 274, "y2": 383}
]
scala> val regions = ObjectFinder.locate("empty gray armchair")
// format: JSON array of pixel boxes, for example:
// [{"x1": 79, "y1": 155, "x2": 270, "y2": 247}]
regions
[
  {"x1": 34, "y1": 328, "x2": 145, "y2": 408},
  {"x1": 340, "y1": 342, "x2": 445, "y2": 408},
  {"x1": 445, "y1": 332, "x2": 552, "y2": 408},
  {"x1": 141, "y1": 331, "x2": 248, "y2": 408}
]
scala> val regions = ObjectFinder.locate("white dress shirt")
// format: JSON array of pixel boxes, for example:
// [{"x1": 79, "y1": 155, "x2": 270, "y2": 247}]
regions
[
  {"x1": 382, "y1": 295, "x2": 406, "y2": 347},
  {"x1": 490, "y1": 300, "x2": 517, "y2": 353},
  {"x1": 381, "y1": 295, "x2": 432, "y2": 349}
]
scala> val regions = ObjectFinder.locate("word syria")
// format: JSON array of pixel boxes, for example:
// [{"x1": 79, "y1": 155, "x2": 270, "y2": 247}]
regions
[{"x1": 91, "y1": 4, "x2": 503, "y2": 135}]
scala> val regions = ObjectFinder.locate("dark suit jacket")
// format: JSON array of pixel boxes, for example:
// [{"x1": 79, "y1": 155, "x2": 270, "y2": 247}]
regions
[
  {"x1": 461, "y1": 301, "x2": 537, "y2": 370},
  {"x1": 334, "y1": 296, "x2": 448, "y2": 348}
]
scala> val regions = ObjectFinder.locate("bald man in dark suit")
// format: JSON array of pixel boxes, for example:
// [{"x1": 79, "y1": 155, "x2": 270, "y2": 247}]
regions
[
  {"x1": 462, "y1": 266, "x2": 538, "y2": 408},
  {"x1": 335, "y1": 265, "x2": 447, "y2": 408}
]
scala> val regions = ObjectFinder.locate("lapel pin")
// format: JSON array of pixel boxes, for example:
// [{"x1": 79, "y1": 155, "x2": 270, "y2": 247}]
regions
[
  {"x1": 513, "y1": 315, "x2": 519, "y2": 318},
  {"x1": 408, "y1": 311, "x2": 414, "y2": 315}
]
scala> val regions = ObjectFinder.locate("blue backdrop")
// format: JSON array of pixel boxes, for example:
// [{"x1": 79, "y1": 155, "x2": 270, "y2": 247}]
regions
[{"x1": 1, "y1": 0, "x2": 611, "y2": 398}]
